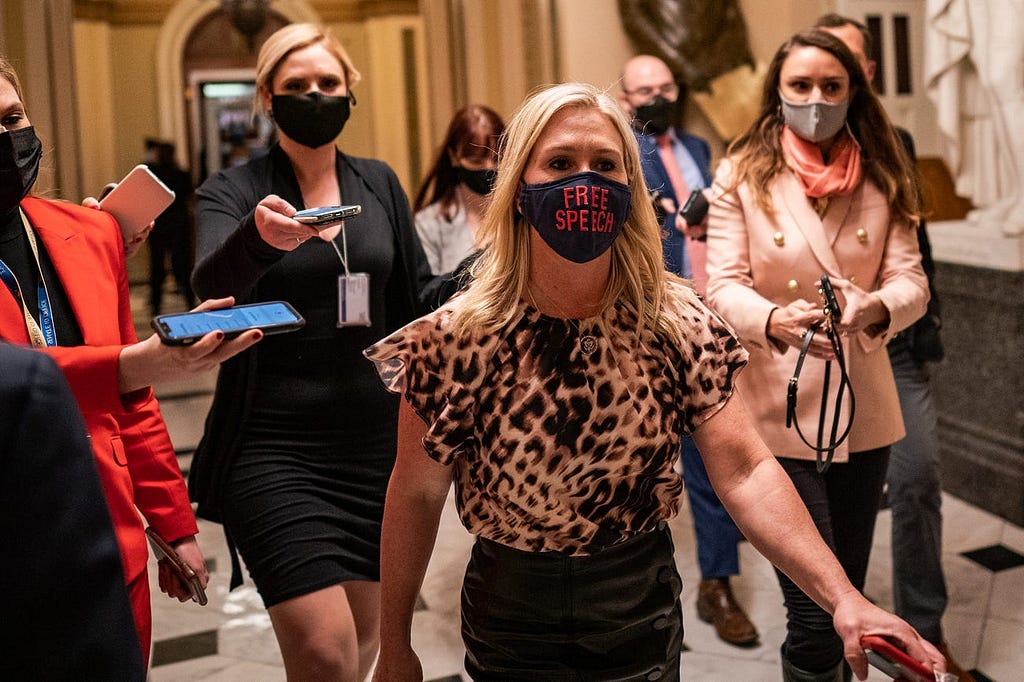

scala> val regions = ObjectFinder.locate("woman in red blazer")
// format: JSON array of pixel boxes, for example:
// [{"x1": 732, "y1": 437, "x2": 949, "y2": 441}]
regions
[
  {"x1": 705, "y1": 30, "x2": 930, "y2": 681},
  {"x1": 0, "y1": 56, "x2": 259, "y2": 668}
]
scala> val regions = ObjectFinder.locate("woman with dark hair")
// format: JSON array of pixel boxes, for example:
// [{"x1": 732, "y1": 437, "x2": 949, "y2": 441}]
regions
[
  {"x1": 706, "y1": 29, "x2": 930, "y2": 681},
  {"x1": 413, "y1": 104, "x2": 504, "y2": 274}
]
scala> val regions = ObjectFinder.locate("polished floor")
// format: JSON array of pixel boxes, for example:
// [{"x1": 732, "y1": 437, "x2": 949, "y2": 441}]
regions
[{"x1": 139, "y1": 285, "x2": 1024, "y2": 682}]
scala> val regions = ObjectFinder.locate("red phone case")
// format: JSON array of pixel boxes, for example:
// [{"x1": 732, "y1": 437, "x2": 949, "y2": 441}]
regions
[{"x1": 861, "y1": 635, "x2": 933, "y2": 681}]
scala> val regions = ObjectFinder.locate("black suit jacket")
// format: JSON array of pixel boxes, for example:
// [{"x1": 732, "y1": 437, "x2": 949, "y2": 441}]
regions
[
  {"x1": 896, "y1": 128, "x2": 944, "y2": 363},
  {"x1": 0, "y1": 342, "x2": 144, "y2": 680}
]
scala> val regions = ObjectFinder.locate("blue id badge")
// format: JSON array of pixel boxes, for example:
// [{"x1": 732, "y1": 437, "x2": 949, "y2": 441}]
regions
[{"x1": 338, "y1": 273, "x2": 370, "y2": 327}]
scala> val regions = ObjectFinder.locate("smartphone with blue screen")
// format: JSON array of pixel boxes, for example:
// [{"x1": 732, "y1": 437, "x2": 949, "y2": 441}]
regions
[{"x1": 151, "y1": 301, "x2": 304, "y2": 346}]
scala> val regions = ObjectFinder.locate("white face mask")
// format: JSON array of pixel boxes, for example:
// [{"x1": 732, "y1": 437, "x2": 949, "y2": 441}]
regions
[{"x1": 779, "y1": 93, "x2": 849, "y2": 143}]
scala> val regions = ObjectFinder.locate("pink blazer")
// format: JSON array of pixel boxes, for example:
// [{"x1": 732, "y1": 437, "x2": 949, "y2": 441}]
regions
[
  {"x1": 705, "y1": 160, "x2": 928, "y2": 462},
  {"x1": 1, "y1": 197, "x2": 197, "y2": 582}
]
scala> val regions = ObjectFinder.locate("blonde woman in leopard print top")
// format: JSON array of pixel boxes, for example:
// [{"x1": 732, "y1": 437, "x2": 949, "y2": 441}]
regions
[{"x1": 365, "y1": 82, "x2": 944, "y2": 682}]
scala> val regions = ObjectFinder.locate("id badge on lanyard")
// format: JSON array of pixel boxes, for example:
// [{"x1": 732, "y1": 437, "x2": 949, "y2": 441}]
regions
[
  {"x1": 327, "y1": 221, "x2": 371, "y2": 327},
  {"x1": 338, "y1": 273, "x2": 370, "y2": 326}
]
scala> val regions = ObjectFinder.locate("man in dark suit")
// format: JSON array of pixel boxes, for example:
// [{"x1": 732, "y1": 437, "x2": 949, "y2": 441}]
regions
[
  {"x1": 619, "y1": 55, "x2": 759, "y2": 648},
  {"x1": 0, "y1": 341, "x2": 144, "y2": 680},
  {"x1": 619, "y1": 55, "x2": 713, "y2": 287}
]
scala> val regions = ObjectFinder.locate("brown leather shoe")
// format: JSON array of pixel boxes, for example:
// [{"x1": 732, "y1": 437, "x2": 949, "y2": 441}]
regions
[
  {"x1": 696, "y1": 578, "x2": 759, "y2": 647},
  {"x1": 936, "y1": 642, "x2": 975, "y2": 682}
]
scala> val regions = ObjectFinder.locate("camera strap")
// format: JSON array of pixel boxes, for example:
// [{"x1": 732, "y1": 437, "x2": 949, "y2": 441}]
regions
[{"x1": 786, "y1": 316, "x2": 856, "y2": 473}]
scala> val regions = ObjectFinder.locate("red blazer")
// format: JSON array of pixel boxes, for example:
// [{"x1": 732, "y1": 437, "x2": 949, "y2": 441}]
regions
[{"x1": 1, "y1": 197, "x2": 197, "y2": 582}]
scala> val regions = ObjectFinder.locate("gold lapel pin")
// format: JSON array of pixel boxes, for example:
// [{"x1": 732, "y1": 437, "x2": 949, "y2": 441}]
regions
[
  {"x1": 773, "y1": 231, "x2": 785, "y2": 247},
  {"x1": 856, "y1": 228, "x2": 868, "y2": 244}
]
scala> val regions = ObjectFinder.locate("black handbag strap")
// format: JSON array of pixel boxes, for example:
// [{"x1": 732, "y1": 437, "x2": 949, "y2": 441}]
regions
[{"x1": 786, "y1": 319, "x2": 856, "y2": 472}]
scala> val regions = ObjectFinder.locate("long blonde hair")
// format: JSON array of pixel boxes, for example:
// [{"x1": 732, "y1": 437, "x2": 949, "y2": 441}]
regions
[
  {"x1": 252, "y1": 23, "x2": 361, "y2": 118},
  {"x1": 0, "y1": 56, "x2": 24, "y2": 102},
  {"x1": 451, "y1": 82, "x2": 675, "y2": 340}
]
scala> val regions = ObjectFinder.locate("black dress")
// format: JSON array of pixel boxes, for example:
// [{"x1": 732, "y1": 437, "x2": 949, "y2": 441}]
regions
[{"x1": 190, "y1": 145, "x2": 432, "y2": 607}]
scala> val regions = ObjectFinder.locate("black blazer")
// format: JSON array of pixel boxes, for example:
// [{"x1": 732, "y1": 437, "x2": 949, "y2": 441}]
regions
[
  {"x1": 895, "y1": 128, "x2": 944, "y2": 363},
  {"x1": 187, "y1": 147, "x2": 437, "y2": 590},
  {"x1": 0, "y1": 342, "x2": 144, "y2": 680}
]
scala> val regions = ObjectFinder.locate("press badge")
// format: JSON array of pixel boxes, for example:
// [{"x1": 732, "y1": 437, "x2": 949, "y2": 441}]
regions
[{"x1": 338, "y1": 273, "x2": 371, "y2": 326}]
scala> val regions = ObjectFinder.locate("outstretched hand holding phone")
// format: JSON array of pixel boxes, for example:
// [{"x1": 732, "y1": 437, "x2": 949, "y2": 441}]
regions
[
  {"x1": 117, "y1": 297, "x2": 264, "y2": 394},
  {"x1": 152, "y1": 300, "x2": 305, "y2": 345}
]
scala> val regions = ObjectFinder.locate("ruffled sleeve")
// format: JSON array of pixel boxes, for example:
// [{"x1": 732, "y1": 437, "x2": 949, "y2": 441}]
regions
[
  {"x1": 364, "y1": 305, "x2": 485, "y2": 466},
  {"x1": 664, "y1": 282, "x2": 749, "y2": 433}
]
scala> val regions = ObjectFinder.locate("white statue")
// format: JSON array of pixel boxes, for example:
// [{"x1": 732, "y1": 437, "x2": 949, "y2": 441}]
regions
[{"x1": 926, "y1": 0, "x2": 1024, "y2": 236}]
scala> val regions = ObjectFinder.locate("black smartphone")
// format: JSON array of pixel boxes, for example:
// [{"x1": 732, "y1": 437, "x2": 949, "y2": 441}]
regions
[
  {"x1": 861, "y1": 635, "x2": 934, "y2": 682},
  {"x1": 151, "y1": 301, "x2": 305, "y2": 346},
  {"x1": 679, "y1": 189, "x2": 709, "y2": 226},
  {"x1": 293, "y1": 204, "x2": 361, "y2": 227},
  {"x1": 819, "y1": 274, "x2": 842, "y2": 321}
]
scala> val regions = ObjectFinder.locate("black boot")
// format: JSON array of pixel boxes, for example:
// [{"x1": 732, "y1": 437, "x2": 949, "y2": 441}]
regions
[{"x1": 781, "y1": 655, "x2": 844, "y2": 682}]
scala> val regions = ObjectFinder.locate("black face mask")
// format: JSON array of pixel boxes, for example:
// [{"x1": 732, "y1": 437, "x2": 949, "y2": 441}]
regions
[
  {"x1": 633, "y1": 95, "x2": 678, "y2": 136},
  {"x1": 457, "y1": 167, "x2": 497, "y2": 196},
  {"x1": 271, "y1": 92, "x2": 351, "y2": 149},
  {"x1": 0, "y1": 126, "x2": 42, "y2": 214}
]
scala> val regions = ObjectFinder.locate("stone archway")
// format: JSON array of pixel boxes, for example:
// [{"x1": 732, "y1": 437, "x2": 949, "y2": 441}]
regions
[{"x1": 154, "y1": 0, "x2": 319, "y2": 162}]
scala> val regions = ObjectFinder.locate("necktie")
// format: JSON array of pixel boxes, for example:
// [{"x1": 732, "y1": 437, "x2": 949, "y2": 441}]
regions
[{"x1": 656, "y1": 135, "x2": 699, "y2": 284}]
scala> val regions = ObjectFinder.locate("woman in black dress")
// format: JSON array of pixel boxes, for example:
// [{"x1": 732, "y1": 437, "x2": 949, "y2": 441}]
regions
[{"x1": 188, "y1": 23, "x2": 431, "y2": 681}]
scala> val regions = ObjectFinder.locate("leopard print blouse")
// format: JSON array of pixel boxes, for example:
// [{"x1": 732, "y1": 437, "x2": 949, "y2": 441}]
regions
[{"x1": 364, "y1": 280, "x2": 747, "y2": 555}]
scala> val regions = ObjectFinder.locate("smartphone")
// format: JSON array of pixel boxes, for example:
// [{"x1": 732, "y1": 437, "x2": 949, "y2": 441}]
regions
[
  {"x1": 679, "y1": 189, "x2": 709, "y2": 226},
  {"x1": 98, "y1": 165, "x2": 175, "y2": 243},
  {"x1": 862, "y1": 635, "x2": 934, "y2": 682},
  {"x1": 151, "y1": 301, "x2": 305, "y2": 346},
  {"x1": 145, "y1": 527, "x2": 208, "y2": 606},
  {"x1": 819, "y1": 274, "x2": 842, "y2": 321},
  {"x1": 293, "y1": 204, "x2": 361, "y2": 227}
]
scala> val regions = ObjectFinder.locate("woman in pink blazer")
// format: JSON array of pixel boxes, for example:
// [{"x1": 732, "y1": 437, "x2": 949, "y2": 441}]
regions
[
  {"x1": 705, "y1": 30, "x2": 929, "y2": 681},
  {"x1": 1, "y1": 56, "x2": 259, "y2": 670}
]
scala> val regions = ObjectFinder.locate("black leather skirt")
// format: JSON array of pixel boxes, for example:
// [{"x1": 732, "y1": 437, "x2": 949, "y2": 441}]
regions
[{"x1": 461, "y1": 523, "x2": 683, "y2": 681}]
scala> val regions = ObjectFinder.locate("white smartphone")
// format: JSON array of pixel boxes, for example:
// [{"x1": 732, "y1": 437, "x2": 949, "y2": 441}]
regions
[
  {"x1": 99, "y1": 165, "x2": 175, "y2": 243},
  {"x1": 293, "y1": 204, "x2": 361, "y2": 227}
]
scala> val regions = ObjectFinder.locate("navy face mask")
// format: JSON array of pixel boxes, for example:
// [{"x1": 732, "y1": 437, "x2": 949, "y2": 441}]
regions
[{"x1": 519, "y1": 170, "x2": 632, "y2": 263}]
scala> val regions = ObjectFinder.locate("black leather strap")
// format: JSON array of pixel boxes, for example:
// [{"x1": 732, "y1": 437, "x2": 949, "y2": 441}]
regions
[{"x1": 785, "y1": 318, "x2": 856, "y2": 472}]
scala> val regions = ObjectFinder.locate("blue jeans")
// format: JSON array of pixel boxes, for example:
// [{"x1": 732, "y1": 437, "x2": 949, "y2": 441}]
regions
[
  {"x1": 681, "y1": 435, "x2": 740, "y2": 579},
  {"x1": 887, "y1": 339, "x2": 947, "y2": 644}
]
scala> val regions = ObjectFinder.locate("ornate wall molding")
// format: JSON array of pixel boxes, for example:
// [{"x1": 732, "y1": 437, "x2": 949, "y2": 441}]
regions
[{"x1": 75, "y1": 0, "x2": 419, "y2": 25}]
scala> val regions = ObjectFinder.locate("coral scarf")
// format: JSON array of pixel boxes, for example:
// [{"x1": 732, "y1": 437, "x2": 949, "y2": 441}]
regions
[{"x1": 781, "y1": 126, "x2": 863, "y2": 198}]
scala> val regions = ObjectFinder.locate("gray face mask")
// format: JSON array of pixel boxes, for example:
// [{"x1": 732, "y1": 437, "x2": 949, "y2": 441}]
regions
[{"x1": 779, "y1": 93, "x2": 849, "y2": 143}]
